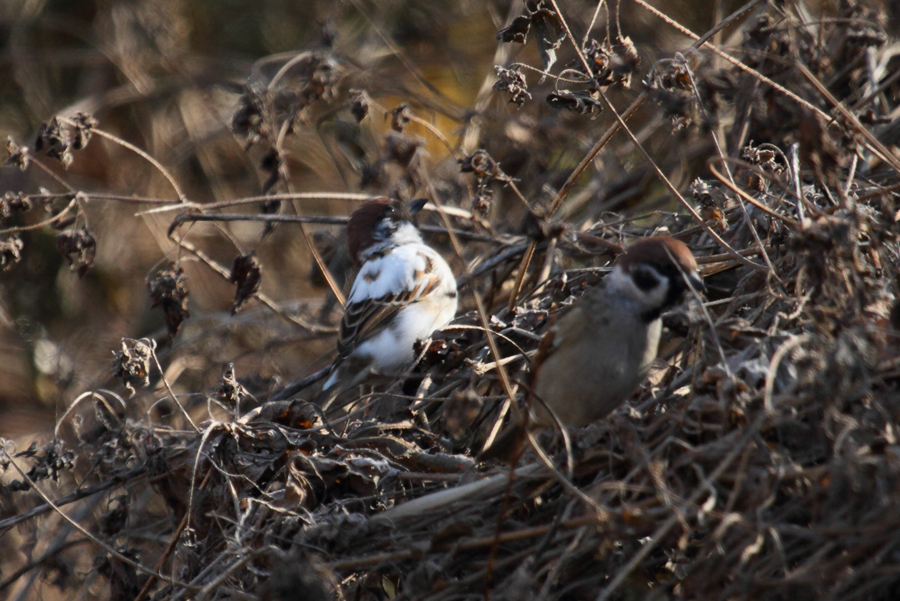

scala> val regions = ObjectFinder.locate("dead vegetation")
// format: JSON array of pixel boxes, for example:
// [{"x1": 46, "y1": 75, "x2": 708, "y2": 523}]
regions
[{"x1": 1, "y1": 0, "x2": 900, "y2": 599}]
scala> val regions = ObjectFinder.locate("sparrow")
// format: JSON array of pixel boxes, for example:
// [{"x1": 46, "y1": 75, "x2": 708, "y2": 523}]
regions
[
  {"x1": 317, "y1": 197, "x2": 458, "y2": 407},
  {"x1": 481, "y1": 235, "x2": 704, "y2": 461}
]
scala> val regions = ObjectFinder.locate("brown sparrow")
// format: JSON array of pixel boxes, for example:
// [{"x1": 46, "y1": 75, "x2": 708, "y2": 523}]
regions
[
  {"x1": 318, "y1": 198, "x2": 458, "y2": 407},
  {"x1": 481, "y1": 235, "x2": 704, "y2": 460}
]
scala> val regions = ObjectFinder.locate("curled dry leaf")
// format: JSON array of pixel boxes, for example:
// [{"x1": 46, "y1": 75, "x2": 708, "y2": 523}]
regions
[
  {"x1": 217, "y1": 363, "x2": 247, "y2": 408},
  {"x1": 0, "y1": 235, "x2": 24, "y2": 271},
  {"x1": 691, "y1": 178, "x2": 729, "y2": 232},
  {"x1": 529, "y1": 0, "x2": 566, "y2": 75},
  {"x1": 229, "y1": 252, "x2": 262, "y2": 314},
  {"x1": 348, "y1": 89, "x2": 370, "y2": 123},
  {"x1": 580, "y1": 37, "x2": 641, "y2": 88},
  {"x1": 0, "y1": 192, "x2": 32, "y2": 219},
  {"x1": 496, "y1": 1, "x2": 566, "y2": 76},
  {"x1": 111, "y1": 338, "x2": 156, "y2": 397},
  {"x1": 13, "y1": 439, "x2": 76, "y2": 485},
  {"x1": 67, "y1": 111, "x2": 97, "y2": 151},
  {"x1": 232, "y1": 88, "x2": 265, "y2": 148},
  {"x1": 35, "y1": 115, "x2": 96, "y2": 169},
  {"x1": 495, "y1": 15, "x2": 531, "y2": 44},
  {"x1": 35, "y1": 117, "x2": 71, "y2": 168},
  {"x1": 546, "y1": 89, "x2": 603, "y2": 116},
  {"x1": 387, "y1": 103, "x2": 412, "y2": 132},
  {"x1": 148, "y1": 262, "x2": 190, "y2": 338},
  {"x1": 56, "y1": 227, "x2": 96, "y2": 278},
  {"x1": 644, "y1": 58, "x2": 698, "y2": 129},
  {"x1": 4, "y1": 136, "x2": 29, "y2": 171},
  {"x1": 493, "y1": 65, "x2": 532, "y2": 107},
  {"x1": 231, "y1": 88, "x2": 268, "y2": 150}
]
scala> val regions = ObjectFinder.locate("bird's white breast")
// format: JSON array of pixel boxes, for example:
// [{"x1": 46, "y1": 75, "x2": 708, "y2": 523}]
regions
[{"x1": 351, "y1": 243, "x2": 457, "y2": 371}]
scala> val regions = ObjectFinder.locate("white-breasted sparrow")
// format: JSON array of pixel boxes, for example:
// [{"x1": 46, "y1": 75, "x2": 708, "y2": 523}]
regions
[{"x1": 318, "y1": 197, "x2": 458, "y2": 407}]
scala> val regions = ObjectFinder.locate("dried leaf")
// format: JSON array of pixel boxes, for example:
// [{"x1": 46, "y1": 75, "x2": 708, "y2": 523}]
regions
[
  {"x1": 493, "y1": 65, "x2": 532, "y2": 107},
  {"x1": 546, "y1": 89, "x2": 603, "y2": 116},
  {"x1": 69, "y1": 112, "x2": 97, "y2": 150},
  {"x1": 148, "y1": 262, "x2": 190, "y2": 338},
  {"x1": 495, "y1": 15, "x2": 531, "y2": 44},
  {"x1": 232, "y1": 88, "x2": 265, "y2": 147},
  {"x1": 216, "y1": 363, "x2": 248, "y2": 408},
  {"x1": 36, "y1": 117, "x2": 74, "y2": 168},
  {"x1": 348, "y1": 89, "x2": 370, "y2": 123},
  {"x1": 0, "y1": 236, "x2": 23, "y2": 271},
  {"x1": 112, "y1": 338, "x2": 156, "y2": 397},
  {"x1": 56, "y1": 227, "x2": 96, "y2": 278},
  {"x1": 229, "y1": 252, "x2": 262, "y2": 314},
  {"x1": 4, "y1": 137, "x2": 29, "y2": 171},
  {"x1": 530, "y1": 3, "x2": 566, "y2": 75},
  {"x1": 387, "y1": 103, "x2": 412, "y2": 132}
]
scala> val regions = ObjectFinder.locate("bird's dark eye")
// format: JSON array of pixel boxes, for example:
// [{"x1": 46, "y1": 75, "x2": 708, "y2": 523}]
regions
[{"x1": 632, "y1": 266, "x2": 660, "y2": 291}]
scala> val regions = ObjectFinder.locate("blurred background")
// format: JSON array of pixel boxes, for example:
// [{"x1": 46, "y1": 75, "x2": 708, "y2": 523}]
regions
[{"x1": 0, "y1": 0, "x2": 890, "y2": 440}]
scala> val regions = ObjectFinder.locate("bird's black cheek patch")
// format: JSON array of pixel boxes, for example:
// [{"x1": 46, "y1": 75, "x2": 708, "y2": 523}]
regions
[{"x1": 632, "y1": 267, "x2": 660, "y2": 291}]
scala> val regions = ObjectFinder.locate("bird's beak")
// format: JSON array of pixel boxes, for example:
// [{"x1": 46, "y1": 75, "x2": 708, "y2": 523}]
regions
[
  {"x1": 685, "y1": 270, "x2": 706, "y2": 295},
  {"x1": 408, "y1": 198, "x2": 429, "y2": 215}
]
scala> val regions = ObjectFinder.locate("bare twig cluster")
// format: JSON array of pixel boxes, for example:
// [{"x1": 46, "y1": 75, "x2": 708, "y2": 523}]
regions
[{"x1": 1, "y1": 0, "x2": 899, "y2": 600}]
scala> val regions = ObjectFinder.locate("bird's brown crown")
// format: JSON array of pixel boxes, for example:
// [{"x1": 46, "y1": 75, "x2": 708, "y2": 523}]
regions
[
  {"x1": 615, "y1": 235, "x2": 699, "y2": 275},
  {"x1": 346, "y1": 198, "x2": 415, "y2": 266}
]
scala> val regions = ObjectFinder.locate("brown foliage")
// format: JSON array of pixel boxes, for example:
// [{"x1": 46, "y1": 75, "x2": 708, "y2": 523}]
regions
[{"x1": 1, "y1": 1, "x2": 900, "y2": 600}]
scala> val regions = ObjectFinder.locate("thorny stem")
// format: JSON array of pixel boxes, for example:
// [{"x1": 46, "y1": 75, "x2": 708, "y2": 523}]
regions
[
  {"x1": 424, "y1": 172, "x2": 611, "y2": 520},
  {"x1": 549, "y1": 0, "x2": 766, "y2": 272},
  {"x1": 594, "y1": 412, "x2": 767, "y2": 601},
  {"x1": 137, "y1": 192, "x2": 372, "y2": 216},
  {"x1": 58, "y1": 117, "x2": 188, "y2": 203},
  {"x1": 629, "y1": 0, "x2": 830, "y2": 120},
  {"x1": 548, "y1": 0, "x2": 765, "y2": 218},
  {"x1": 274, "y1": 116, "x2": 348, "y2": 309},
  {"x1": 151, "y1": 346, "x2": 200, "y2": 433},
  {"x1": 177, "y1": 239, "x2": 333, "y2": 332},
  {"x1": 1, "y1": 451, "x2": 207, "y2": 596},
  {"x1": 796, "y1": 62, "x2": 900, "y2": 177}
]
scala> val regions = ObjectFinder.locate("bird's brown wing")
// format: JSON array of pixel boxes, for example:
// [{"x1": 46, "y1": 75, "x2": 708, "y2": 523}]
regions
[
  {"x1": 335, "y1": 292, "x2": 407, "y2": 360},
  {"x1": 335, "y1": 254, "x2": 444, "y2": 361},
  {"x1": 528, "y1": 299, "x2": 587, "y2": 386},
  {"x1": 480, "y1": 301, "x2": 584, "y2": 464}
]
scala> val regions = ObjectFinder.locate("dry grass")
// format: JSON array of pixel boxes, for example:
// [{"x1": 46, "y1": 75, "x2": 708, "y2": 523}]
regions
[{"x1": 1, "y1": 0, "x2": 899, "y2": 599}]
